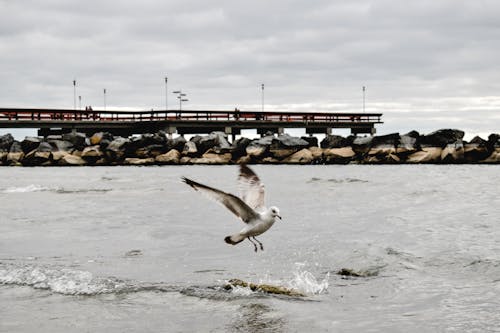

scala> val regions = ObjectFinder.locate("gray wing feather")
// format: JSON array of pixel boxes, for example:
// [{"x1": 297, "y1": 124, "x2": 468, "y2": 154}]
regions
[
  {"x1": 238, "y1": 164, "x2": 265, "y2": 210},
  {"x1": 182, "y1": 177, "x2": 258, "y2": 223}
]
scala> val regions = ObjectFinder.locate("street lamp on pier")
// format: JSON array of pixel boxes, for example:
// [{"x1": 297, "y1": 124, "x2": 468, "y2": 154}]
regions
[
  {"x1": 73, "y1": 79, "x2": 76, "y2": 110},
  {"x1": 164, "y1": 76, "x2": 168, "y2": 111},
  {"x1": 362, "y1": 86, "x2": 366, "y2": 113},
  {"x1": 172, "y1": 90, "x2": 188, "y2": 111},
  {"x1": 261, "y1": 83, "x2": 264, "y2": 112},
  {"x1": 103, "y1": 88, "x2": 107, "y2": 111}
]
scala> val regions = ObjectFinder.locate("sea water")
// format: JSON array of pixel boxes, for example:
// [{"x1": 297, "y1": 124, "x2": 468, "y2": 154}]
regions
[{"x1": 0, "y1": 165, "x2": 499, "y2": 332}]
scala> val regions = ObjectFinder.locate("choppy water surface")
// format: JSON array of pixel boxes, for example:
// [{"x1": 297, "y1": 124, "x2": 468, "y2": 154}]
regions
[{"x1": 0, "y1": 165, "x2": 499, "y2": 332}]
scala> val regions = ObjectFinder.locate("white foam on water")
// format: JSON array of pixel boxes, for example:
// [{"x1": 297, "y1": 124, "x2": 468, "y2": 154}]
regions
[
  {"x1": 0, "y1": 263, "x2": 127, "y2": 295},
  {"x1": 3, "y1": 184, "x2": 52, "y2": 193},
  {"x1": 229, "y1": 285, "x2": 254, "y2": 296},
  {"x1": 286, "y1": 268, "x2": 330, "y2": 295}
]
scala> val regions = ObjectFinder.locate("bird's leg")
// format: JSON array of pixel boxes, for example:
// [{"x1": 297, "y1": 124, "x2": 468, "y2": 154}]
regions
[
  {"x1": 252, "y1": 237, "x2": 264, "y2": 251},
  {"x1": 247, "y1": 237, "x2": 258, "y2": 252}
]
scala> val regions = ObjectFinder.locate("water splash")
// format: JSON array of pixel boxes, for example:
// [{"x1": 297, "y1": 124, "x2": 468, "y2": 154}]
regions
[
  {"x1": 3, "y1": 184, "x2": 51, "y2": 193},
  {"x1": 286, "y1": 268, "x2": 329, "y2": 295},
  {"x1": 0, "y1": 263, "x2": 128, "y2": 295}
]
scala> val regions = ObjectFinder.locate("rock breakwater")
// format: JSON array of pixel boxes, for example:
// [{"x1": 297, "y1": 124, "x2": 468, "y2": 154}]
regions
[{"x1": 0, "y1": 129, "x2": 498, "y2": 166}]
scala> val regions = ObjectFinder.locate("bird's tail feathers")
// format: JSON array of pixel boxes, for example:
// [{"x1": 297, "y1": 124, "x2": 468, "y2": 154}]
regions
[{"x1": 224, "y1": 234, "x2": 245, "y2": 245}]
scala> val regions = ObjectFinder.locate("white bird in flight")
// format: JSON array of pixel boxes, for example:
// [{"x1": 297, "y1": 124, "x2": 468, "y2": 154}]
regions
[{"x1": 182, "y1": 164, "x2": 282, "y2": 252}]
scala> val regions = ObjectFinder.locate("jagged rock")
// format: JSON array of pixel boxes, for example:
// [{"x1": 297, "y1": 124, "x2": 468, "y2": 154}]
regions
[
  {"x1": 0, "y1": 133, "x2": 14, "y2": 151},
  {"x1": 282, "y1": 148, "x2": 313, "y2": 164},
  {"x1": 124, "y1": 157, "x2": 155, "y2": 165},
  {"x1": 407, "y1": 147, "x2": 442, "y2": 163},
  {"x1": 52, "y1": 151, "x2": 70, "y2": 162},
  {"x1": 180, "y1": 156, "x2": 192, "y2": 164},
  {"x1": 190, "y1": 132, "x2": 228, "y2": 155},
  {"x1": 320, "y1": 135, "x2": 349, "y2": 149},
  {"x1": 155, "y1": 149, "x2": 181, "y2": 164},
  {"x1": 90, "y1": 132, "x2": 113, "y2": 145},
  {"x1": 7, "y1": 142, "x2": 24, "y2": 164},
  {"x1": 82, "y1": 146, "x2": 103, "y2": 158},
  {"x1": 482, "y1": 148, "x2": 500, "y2": 163},
  {"x1": 167, "y1": 136, "x2": 187, "y2": 152},
  {"x1": 0, "y1": 151, "x2": 7, "y2": 165},
  {"x1": 231, "y1": 137, "x2": 251, "y2": 159},
  {"x1": 201, "y1": 151, "x2": 232, "y2": 164},
  {"x1": 260, "y1": 156, "x2": 280, "y2": 164},
  {"x1": 308, "y1": 147, "x2": 323, "y2": 158},
  {"x1": 269, "y1": 148, "x2": 298, "y2": 159},
  {"x1": 420, "y1": 129, "x2": 464, "y2": 148},
  {"x1": 323, "y1": 147, "x2": 356, "y2": 164},
  {"x1": 105, "y1": 137, "x2": 130, "y2": 161},
  {"x1": 37, "y1": 142, "x2": 54, "y2": 153},
  {"x1": 22, "y1": 148, "x2": 52, "y2": 166},
  {"x1": 135, "y1": 144, "x2": 165, "y2": 158},
  {"x1": 464, "y1": 136, "x2": 489, "y2": 162},
  {"x1": 301, "y1": 136, "x2": 318, "y2": 147},
  {"x1": 397, "y1": 132, "x2": 419, "y2": 155},
  {"x1": 441, "y1": 141, "x2": 464, "y2": 163},
  {"x1": 48, "y1": 140, "x2": 74, "y2": 152},
  {"x1": 270, "y1": 134, "x2": 309, "y2": 150},
  {"x1": 236, "y1": 155, "x2": 251, "y2": 164},
  {"x1": 62, "y1": 132, "x2": 87, "y2": 149},
  {"x1": 487, "y1": 134, "x2": 500, "y2": 151},
  {"x1": 224, "y1": 279, "x2": 304, "y2": 297},
  {"x1": 59, "y1": 154, "x2": 87, "y2": 166},
  {"x1": 21, "y1": 137, "x2": 42, "y2": 153},
  {"x1": 351, "y1": 136, "x2": 373, "y2": 155},
  {"x1": 190, "y1": 155, "x2": 231, "y2": 164},
  {"x1": 246, "y1": 136, "x2": 273, "y2": 158},
  {"x1": 182, "y1": 141, "x2": 198, "y2": 157}
]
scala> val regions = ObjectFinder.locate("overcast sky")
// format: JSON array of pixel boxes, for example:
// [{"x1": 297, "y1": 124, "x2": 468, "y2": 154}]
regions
[{"x1": 1, "y1": 0, "x2": 499, "y2": 139}]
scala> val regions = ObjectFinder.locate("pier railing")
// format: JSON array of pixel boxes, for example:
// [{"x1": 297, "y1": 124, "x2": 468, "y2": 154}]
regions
[{"x1": 0, "y1": 108, "x2": 382, "y2": 124}]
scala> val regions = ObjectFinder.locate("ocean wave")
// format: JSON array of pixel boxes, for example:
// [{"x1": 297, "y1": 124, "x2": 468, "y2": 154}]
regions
[{"x1": 1, "y1": 185, "x2": 111, "y2": 194}]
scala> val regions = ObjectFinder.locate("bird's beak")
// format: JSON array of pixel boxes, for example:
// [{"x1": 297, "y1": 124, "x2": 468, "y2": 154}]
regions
[{"x1": 277, "y1": 215, "x2": 282, "y2": 220}]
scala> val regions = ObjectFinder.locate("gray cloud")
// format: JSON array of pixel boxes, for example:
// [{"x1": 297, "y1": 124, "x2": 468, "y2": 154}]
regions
[{"x1": 1, "y1": 0, "x2": 499, "y2": 138}]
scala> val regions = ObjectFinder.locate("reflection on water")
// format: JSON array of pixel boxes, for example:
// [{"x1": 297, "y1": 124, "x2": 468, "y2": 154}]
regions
[{"x1": 228, "y1": 303, "x2": 286, "y2": 333}]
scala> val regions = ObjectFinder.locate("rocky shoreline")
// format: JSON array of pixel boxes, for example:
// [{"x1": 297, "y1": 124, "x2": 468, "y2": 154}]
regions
[{"x1": 0, "y1": 129, "x2": 499, "y2": 166}]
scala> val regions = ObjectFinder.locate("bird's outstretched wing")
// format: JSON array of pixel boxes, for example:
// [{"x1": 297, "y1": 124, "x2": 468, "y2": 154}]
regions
[
  {"x1": 238, "y1": 164, "x2": 265, "y2": 210},
  {"x1": 182, "y1": 177, "x2": 258, "y2": 223}
]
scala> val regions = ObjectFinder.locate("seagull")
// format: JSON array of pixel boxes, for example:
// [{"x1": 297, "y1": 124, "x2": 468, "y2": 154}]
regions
[{"x1": 181, "y1": 164, "x2": 282, "y2": 252}]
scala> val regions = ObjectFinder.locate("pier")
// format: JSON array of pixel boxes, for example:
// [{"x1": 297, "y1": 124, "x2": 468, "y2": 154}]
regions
[{"x1": 0, "y1": 108, "x2": 383, "y2": 138}]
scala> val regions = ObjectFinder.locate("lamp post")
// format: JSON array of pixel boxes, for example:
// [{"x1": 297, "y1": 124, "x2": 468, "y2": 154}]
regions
[
  {"x1": 103, "y1": 88, "x2": 107, "y2": 111},
  {"x1": 78, "y1": 96, "x2": 82, "y2": 110},
  {"x1": 164, "y1": 76, "x2": 168, "y2": 111},
  {"x1": 261, "y1": 83, "x2": 264, "y2": 112},
  {"x1": 362, "y1": 86, "x2": 366, "y2": 113},
  {"x1": 73, "y1": 79, "x2": 76, "y2": 110},
  {"x1": 172, "y1": 90, "x2": 188, "y2": 111}
]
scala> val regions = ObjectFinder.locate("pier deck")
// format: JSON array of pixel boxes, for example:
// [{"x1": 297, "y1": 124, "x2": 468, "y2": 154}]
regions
[{"x1": 0, "y1": 108, "x2": 383, "y2": 137}]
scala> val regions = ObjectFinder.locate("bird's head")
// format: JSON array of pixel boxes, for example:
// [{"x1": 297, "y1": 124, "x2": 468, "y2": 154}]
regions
[{"x1": 270, "y1": 206, "x2": 282, "y2": 221}]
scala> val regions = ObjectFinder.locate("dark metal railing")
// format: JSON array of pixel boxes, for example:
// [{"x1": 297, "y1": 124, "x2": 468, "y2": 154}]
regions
[{"x1": 0, "y1": 108, "x2": 382, "y2": 124}]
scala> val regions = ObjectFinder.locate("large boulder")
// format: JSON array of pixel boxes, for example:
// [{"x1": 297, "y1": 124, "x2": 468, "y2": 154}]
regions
[
  {"x1": 441, "y1": 141, "x2": 464, "y2": 163},
  {"x1": 464, "y1": 136, "x2": 489, "y2": 162},
  {"x1": 231, "y1": 137, "x2": 251, "y2": 159},
  {"x1": 166, "y1": 136, "x2": 187, "y2": 152},
  {"x1": 62, "y1": 132, "x2": 87, "y2": 150},
  {"x1": 420, "y1": 129, "x2": 464, "y2": 148},
  {"x1": 367, "y1": 133, "x2": 400, "y2": 162},
  {"x1": 407, "y1": 147, "x2": 442, "y2": 163},
  {"x1": 6, "y1": 141, "x2": 24, "y2": 165},
  {"x1": 81, "y1": 145, "x2": 104, "y2": 163},
  {"x1": 90, "y1": 132, "x2": 114, "y2": 145},
  {"x1": 124, "y1": 157, "x2": 155, "y2": 166},
  {"x1": 135, "y1": 144, "x2": 165, "y2": 158},
  {"x1": 351, "y1": 136, "x2": 373, "y2": 155},
  {"x1": 201, "y1": 151, "x2": 232, "y2": 164},
  {"x1": 487, "y1": 133, "x2": 500, "y2": 151},
  {"x1": 282, "y1": 148, "x2": 313, "y2": 164},
  {"x1": 0, "y1": 133, "x2": 14, "y2": 151},
  {"x1": 270, "y1": 134, "x2": 309, "y2": 150},
  {"x1": 105, "y1": 137, "x2": 130, "y2": 161},
  {"x1": 209, "y1": 131, "x2": 231, "y2": 152},
  {"x1": 182, "y1": 141, "x2": 198, "y2": 157},
  {"x1": 59, "y1": 153, "x2": 87, "y2": 166},
  {"x1": 155, "y1": 149, "x2": 181, "y2": 164},
  {"x1": 246, "y1": 135, "x2": 274, "y2": 158},
  {"x1": 320, "y1": 135, "x2": 349, "y2": 149},
  {"x1": 323, "y1": 147, "x2": 356, "y2": 164},
  {"x1": 300, "y1": 136, "x2": 318, "y2": 148},
  {"x1": 48, "y1": 140, "x2": 74, "y2": 152},
  {"x1": 397, "y1": 131, "x2": 419, "y2": 156},
  {"x1": 21, "y1": 137, "x2": 42, "y2": 153}
]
